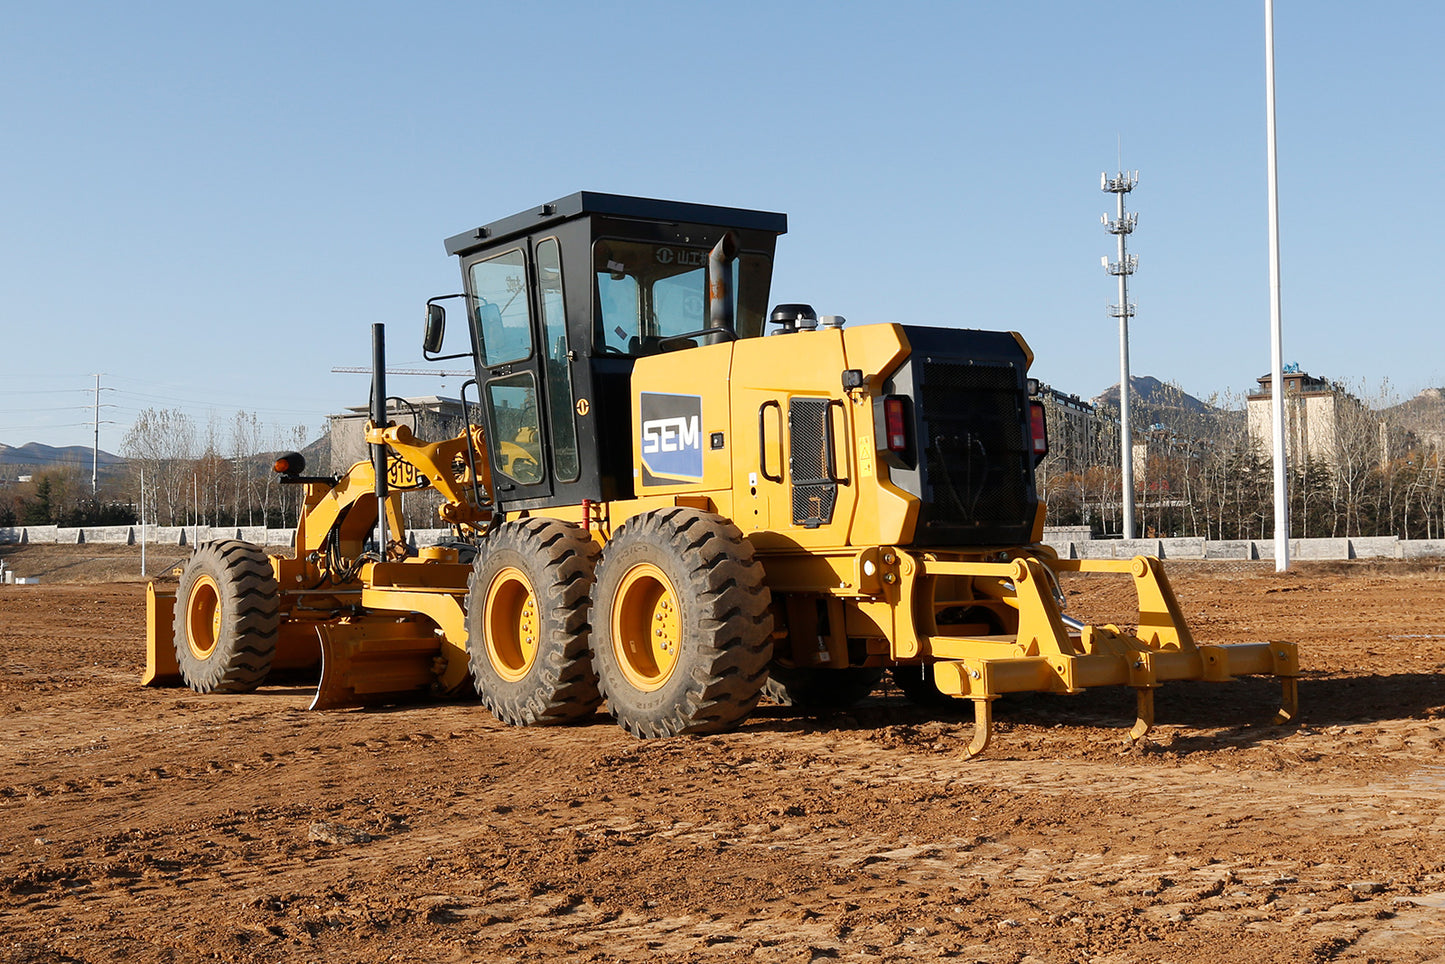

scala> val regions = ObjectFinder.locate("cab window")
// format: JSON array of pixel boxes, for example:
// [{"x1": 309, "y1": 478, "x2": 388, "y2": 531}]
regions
[
  {"x1": 470, "y1": 248, "x2": 533, "y2": 367},
  {"x1": 593, "y1": 240, "x2": 771, "y2": 356},
  {"x1": 536, "y1": 238, "x2": 579, "y2": 482},
  {"x1": 486, "y1": 372, "x2": 543, "y2": 485}
]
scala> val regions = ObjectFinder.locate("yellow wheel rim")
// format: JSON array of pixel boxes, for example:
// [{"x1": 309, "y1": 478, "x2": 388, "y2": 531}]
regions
[
  {"x1": 185, "y1": 575, "x2": 222, "y2": 660},
  {"x1": 612, "y1": 562, "x2": 681, "y2": 691},
  {"x1": 485, "y1": 566, "x2": 540, "y2": 682}
]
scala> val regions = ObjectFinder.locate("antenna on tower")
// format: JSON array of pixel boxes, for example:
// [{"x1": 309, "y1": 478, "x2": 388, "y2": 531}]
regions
[{"x1": 1101, "y1": 166, "x2": 1140, "y2": 539}]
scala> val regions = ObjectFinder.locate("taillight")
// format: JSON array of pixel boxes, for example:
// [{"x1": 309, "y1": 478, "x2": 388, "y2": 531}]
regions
[
  {"x1": 884, "y1": 396, "x2": 908, "y2": 453},
  {"x1": 1029, "y1": 401, "x2": 1048, "y2": 460}
]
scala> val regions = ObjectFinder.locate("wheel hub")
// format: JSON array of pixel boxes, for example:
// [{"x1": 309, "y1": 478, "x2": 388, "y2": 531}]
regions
[
  {"x1": 185, "y1": 575, "x2": 221, "y2": 660},
  {"x1": 485, "y1": 567, "x2": 540, "y2": 682},
  {"x1": 613, "y1": 562, "x2": 681, "y2": 691}
]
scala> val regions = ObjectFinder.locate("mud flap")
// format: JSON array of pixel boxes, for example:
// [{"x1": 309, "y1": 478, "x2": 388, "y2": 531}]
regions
[{"x1": 310, "y1": 621, "x2": 445, "y2": 710}]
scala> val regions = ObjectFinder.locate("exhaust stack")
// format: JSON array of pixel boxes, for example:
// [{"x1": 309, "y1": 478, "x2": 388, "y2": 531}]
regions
[{"x1": 707, "y1": 231, "x2": 739, "y2": 341}]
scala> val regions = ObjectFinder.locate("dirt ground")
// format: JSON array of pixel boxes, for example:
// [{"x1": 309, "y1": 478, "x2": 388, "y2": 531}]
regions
[{"x1": 4, "y1": 545, "x2": 1445, "y2": 963}]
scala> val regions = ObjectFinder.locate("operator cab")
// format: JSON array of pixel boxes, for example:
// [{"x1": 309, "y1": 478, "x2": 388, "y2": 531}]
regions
[{"x1": 426, "y1": 192, "x2": 787, "y2": 512}]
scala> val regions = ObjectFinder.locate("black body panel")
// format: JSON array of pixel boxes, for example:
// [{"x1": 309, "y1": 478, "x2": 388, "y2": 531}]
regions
[{"x1": 883, "y1": 326, "x2": 1037, "y2": 547}]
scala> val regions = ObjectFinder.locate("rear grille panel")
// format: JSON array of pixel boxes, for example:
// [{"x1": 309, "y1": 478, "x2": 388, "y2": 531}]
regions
[
  {"x1": 887, "y1": 328, "x2": 1038, "y2": 547},
  {"x1": 919, "y1": 362, "x2": 1029, "y2": 532}
]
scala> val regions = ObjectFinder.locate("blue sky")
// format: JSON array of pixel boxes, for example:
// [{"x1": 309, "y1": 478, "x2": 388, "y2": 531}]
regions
[{"x1": 3, "y1": 1, "x2": 1441, "y2": 453}]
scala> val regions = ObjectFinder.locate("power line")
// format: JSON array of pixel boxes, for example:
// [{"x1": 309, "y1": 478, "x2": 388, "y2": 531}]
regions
[
  {"x1": 0, "y1": 405, "x2": 95, "y2": 413},
  {"x1": 103, "y1": 388, "x2": 329, "y2": 417},
  {"x1": 331, "y1": 367, "x2": 471, "y2": 376},
  {"x1": 0, "y1": 389, "x2": 93, "y2": 396},
  {"x1": 0, "y1": 421, "x2": 107, "y2": 431}
]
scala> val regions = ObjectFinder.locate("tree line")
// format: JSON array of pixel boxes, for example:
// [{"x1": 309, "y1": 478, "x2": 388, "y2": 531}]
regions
[
  {"x1": 0, "y1": 409, "x2": 314, "y2": 530},
  {"x1": 9, "y1": 387, "x2": 1445, "y2": 542},
  {"x1": 1037, "y1": 380, "x2": 1445, "y2": 540},
  {"x1": 122, "y1": 409, "x2": 314, "y2": 528}
]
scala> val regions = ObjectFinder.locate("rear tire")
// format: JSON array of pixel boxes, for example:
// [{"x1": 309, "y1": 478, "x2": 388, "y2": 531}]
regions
[
  {"x1": 173, "y1": 540, "x2": 278, "y2": 693},
  {"x1": 592, "y1": 508, "x2": 773, "y2": 738},
  {"x1": 764, "y1": 665, "x2": 884, "y2": 710},
  {"x1": 467, "y1": 519, "x2": 601, "y2": 725}
]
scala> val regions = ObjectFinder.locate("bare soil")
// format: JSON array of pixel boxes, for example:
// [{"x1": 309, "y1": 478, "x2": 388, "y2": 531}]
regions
[{"x1": 4, "y1": 547, "x2": 1445, "y2": 963}]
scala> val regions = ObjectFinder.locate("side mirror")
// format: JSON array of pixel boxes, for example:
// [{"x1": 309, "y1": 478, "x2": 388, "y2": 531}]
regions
[{"x1": 423, "y1": 303, "x2": 446, "y2": 354}]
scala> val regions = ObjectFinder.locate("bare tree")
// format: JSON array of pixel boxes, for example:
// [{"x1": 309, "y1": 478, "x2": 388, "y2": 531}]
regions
[
  {"x1": 122, "y1": 408, "x2": 197, "y2": 526},
  {"x1": 230, "y1": 411, "x2": 264, "y2": 527}
]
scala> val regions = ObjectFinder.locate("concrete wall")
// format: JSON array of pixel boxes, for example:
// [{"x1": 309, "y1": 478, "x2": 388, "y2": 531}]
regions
[
  {"x1": 7, "y1": 524, "x2": 1445, "y2": 562},
  {"x1": 1041, "y1": 529, "x2": 1445, "y2": 561},
  {"x1": 0, "y1": 525, "x2": 297, "y2": 547}
]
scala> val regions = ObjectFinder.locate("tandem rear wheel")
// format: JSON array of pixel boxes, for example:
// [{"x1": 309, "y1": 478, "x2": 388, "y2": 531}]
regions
[
  {"x1": 591, "y1": 508, "x2": 773, "y2": 738},
  {"x1": 466, "y1": 519, "x2": 602, "y2": 726}
]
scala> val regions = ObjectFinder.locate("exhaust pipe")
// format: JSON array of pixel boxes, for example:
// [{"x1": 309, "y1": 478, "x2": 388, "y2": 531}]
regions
[
  {"x1": 707, "y1": 231, "x2": 739, "y2": 343},
  {"x1": 371, "y1": 323, "x2": 389, "y2": 558}
]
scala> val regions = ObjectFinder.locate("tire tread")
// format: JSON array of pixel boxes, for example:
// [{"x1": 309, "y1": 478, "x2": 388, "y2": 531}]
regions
[
  {"x1": 593, "y1": 508, "x2": 773, "y2": 738},
  {"x1": 172, "y1": 539, "x2": 279, "y2": 694},
  {"x1": 467, "y1": 519, "x2": 601, "y2": 726}
]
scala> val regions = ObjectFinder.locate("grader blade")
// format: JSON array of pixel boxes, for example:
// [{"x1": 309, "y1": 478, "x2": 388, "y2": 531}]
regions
[
  {"x1": 913, "y1": 553, "x2": 1301, "y2": 756},
  {"x1": 142, "y1": 584, "x2": 181, "y2": 687},
  {"x1": 310, "y1": 622, "x2": 445, "y2": 710}
]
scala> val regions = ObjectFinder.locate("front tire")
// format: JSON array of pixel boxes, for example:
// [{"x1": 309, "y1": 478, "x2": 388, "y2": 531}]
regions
[
  {"x1": 173, "y1": 540, "x2": 278, "y2": 693},
  {"x1": 467, "y1": 519, "x2": 601, "y2": 726},
  {"x1": 591, "y1": 508, "x2": 773, "y2": 738}
]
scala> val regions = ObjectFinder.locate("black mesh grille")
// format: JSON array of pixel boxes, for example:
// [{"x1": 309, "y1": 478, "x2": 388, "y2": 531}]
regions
[
  {"x1": 789, "y1": 398, "x2": 836, "y2": 527},
  {"x1": 917, "y1": 361, "x2": 1029, "y2": 534}
]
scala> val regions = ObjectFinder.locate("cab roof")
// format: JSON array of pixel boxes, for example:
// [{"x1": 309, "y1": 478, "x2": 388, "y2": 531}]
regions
[{"x1": 443, "y1": 191, "x2": 788, "y2": 258}]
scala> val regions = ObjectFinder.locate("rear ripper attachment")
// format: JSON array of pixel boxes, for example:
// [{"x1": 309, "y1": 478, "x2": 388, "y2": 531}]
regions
[{"x1": 874, "y1": 547, "x2": 1300, "y2": 757}]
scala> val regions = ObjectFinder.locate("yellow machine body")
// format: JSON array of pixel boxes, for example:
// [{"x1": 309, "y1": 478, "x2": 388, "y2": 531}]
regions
[{"x1": 143, "y1": 193, "x2": 1299, "y2": 755}]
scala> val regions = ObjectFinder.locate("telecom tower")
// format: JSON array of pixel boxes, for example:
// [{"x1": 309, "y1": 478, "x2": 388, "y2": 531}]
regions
[{"x1": 1101, "y1": 170, "x2": 1139, "y2": 539}]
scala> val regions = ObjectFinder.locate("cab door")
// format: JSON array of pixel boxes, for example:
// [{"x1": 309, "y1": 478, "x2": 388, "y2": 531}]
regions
[
  {"x1": 466, "y1": 236, "x2": 587, "y2": 510},
  {"x1": 468, "y1": 244, "x2": 554, "y2": 507}
]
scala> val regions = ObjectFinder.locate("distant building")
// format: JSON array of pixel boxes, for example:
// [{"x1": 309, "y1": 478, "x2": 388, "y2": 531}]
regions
[
  {"x1": 1246, "y1": 367, "x2": 1393, "y2": 469},
  {"x1": 1408, "y1": 388, "x2": 1445, "y2": 453},
  {"x1": 1037, "y1": 386, "x2": 1116, "y2": 475}
]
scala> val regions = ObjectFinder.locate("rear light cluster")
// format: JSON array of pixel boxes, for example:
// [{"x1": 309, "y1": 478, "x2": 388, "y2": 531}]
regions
[
  {"x1": 884, "y1": 396, "x2": 908, "y2": 453},
  {"x1": 1029, "y1": 401, "x2": 1048, "y2": 460}
]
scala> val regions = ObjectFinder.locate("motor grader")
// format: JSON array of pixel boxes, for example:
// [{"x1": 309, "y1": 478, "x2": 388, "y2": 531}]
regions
[{"x1": 144, "y1": 191, "x2": 1298, "y2": 755}]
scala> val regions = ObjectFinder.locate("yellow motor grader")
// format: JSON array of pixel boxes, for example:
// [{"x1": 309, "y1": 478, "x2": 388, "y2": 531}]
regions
[{"x1": 144, "y1": 192, "x2": 1298, "y2": 755}]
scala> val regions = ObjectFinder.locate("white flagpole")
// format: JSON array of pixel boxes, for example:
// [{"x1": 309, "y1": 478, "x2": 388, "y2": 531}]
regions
[{"x1": 1266, "y1": 0, "x2": 1290, "y2": 571}]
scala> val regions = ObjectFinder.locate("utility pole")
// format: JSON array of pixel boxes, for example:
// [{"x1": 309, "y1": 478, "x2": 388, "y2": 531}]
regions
[
  {"x1": 92, "y1": 374, "x2": 101, "y2": 495},
  {"x1": 140, "y1": 465, "x2": 147, "y2": 577},
  {"x1": 1102, "y1": 170, "x2": 1140, "y2": 539}
]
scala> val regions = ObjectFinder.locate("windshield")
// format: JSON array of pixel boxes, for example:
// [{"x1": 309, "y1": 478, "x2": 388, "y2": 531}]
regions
[{"x1": 593, "y1": 240, "x2": 771, "y2": 355}]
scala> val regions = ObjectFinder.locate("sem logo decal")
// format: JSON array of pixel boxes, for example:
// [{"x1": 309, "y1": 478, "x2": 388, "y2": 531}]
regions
[{"x1": 640, "y1": 392, "x2": 704, "y2": 485}]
